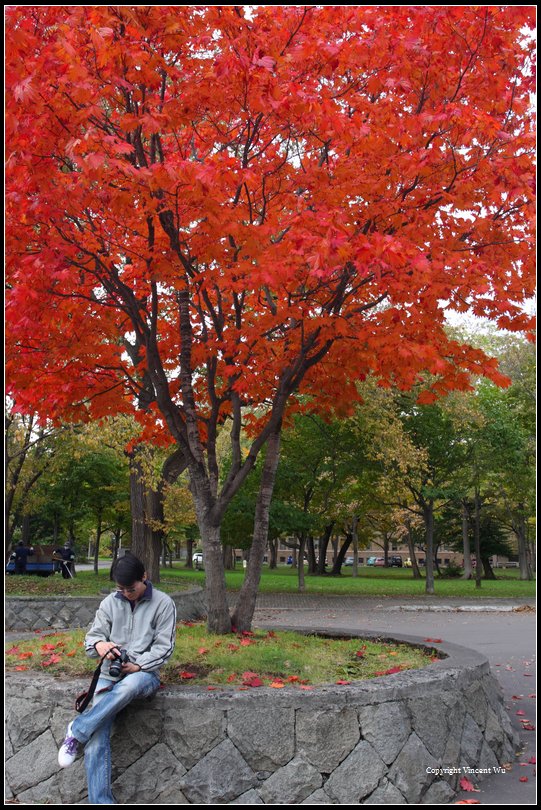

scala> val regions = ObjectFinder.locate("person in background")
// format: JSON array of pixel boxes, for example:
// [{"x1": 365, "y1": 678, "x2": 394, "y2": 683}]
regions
[
  {"x1": 53, "y1": 542, "x2": 75, "y2": 578},
  {"x1": 14, "y1": 540, "x2": 34, "y2": 574}
]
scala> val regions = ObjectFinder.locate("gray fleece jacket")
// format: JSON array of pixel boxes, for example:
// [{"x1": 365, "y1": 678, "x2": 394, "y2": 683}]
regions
[{"x1": 85, "y1": 582, "x2": 176, "y2": 680}]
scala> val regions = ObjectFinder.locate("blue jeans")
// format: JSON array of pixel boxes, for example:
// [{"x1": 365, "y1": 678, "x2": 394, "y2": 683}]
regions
[{"x1": 71, "y1": 671, "x2": 160, "y2": 804}]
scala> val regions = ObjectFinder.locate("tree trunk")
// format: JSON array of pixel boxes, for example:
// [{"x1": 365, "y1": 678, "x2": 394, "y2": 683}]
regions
[
  {"x1": 351, "y1": 515, "x2": 360, "y2": 578},
  {"x1": 269, "y1": 537, "x2": 278, "y2": 568},
  {"x1": 481, "y1": 556, "x2": 496, "y2": 579},
  {"x1": 405, "y1": 522, "x2": 422, "y2": 579},
  {"x1": 474, "y1": 490, "x2": 482, "y2": 589},
  {"x1": 111, "y1": 527, "x2": 122, "y2": 564},
  {"x1": 129, "y1": 451, "x2": 161, "y2": 582},
  {"x1": 461, "y1": 500, "x2": 473, "y2": 579},
  {"x1": 306, "y1": 536, "x2": 317, "y2": 573},
  {"x1": 424, "y1": 500, "x2": 435, "y2": 595},
  {"x1": 330, "y1": 533, "x2": 352, "y2": 575},
  {"x1": 297, "y1": 534, "x2": 306, "y2": 592},
  {"x1": 93, "y1": 511, "x2": 102, "y2": 574},
  {"x1": 515, "y1": 509, "x2": 533, "y2": 580},
  {"x1": 223, "y1": 543, "x2": 235, "y2": 570},
  {"x1": 200, "y1": 522, "x2": 231, "y2": 633},
  {"x1": 231, "y1": 430, "x2": 281, "y2": 632},
  {"x1": 317, "y1": 522, "x2": 334, "y2": 574}
]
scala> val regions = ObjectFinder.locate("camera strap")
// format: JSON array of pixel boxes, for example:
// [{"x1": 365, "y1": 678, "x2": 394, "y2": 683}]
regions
[{"x1": 75, "y1": 654, "x2": 109, "y2": 714}]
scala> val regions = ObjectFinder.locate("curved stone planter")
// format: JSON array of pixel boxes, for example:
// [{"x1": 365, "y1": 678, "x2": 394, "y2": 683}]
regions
[
  {"x1": 5, "y1": 587, "x2": 207, "y2": 632},
  {"x1": 5, "y1": 627, "x2": 518, "y2": 805}
]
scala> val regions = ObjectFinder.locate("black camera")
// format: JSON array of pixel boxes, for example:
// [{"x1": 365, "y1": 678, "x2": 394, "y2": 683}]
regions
[{"x1": 109, "y1": 648, "x2": 130, "y2": 678}]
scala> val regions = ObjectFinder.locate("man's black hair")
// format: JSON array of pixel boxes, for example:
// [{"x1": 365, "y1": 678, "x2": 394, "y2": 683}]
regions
[{"x1": 112, "y1": 553, "x2": 146, "y2": 586}]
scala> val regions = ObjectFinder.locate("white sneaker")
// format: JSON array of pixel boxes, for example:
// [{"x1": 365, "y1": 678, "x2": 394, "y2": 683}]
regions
[{"x1": 58, "y1": 721, "x2": 80, "y2": 767}]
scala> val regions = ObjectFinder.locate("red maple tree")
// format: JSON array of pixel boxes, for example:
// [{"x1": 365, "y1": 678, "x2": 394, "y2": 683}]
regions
[{"x1": 6, "y1": 7, "x2": 535, "y2": 631}]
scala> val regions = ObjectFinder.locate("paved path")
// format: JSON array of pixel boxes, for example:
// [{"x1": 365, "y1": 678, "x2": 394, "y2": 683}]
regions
[{"x1": 242, "y1": 594, "x2": 536, "y2": 806}]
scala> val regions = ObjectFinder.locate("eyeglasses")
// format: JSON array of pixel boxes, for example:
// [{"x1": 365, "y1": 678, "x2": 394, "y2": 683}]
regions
[{"x1": 115, "y1": 584, "x2": 139, "y2": 595}]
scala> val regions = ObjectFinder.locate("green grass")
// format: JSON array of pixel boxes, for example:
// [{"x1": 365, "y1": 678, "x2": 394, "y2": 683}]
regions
[
  {"x1": 5, "y1": 563, "x2": 535, "y2": 599},
  {"x1": 5, "y1": 623, "x2": 435, "y2": 687}
]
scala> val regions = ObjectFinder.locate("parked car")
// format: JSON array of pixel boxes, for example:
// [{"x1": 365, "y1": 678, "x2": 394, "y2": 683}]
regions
[
  {"x1": 192, "y1": 552, "x2": 204, "y2": 569},
  {"x1": 388, "y1": 555, "x2": 403, "y2": 568},
  {"x1": 344, "y1": 557, "x2": 354, "y2": 566},
  {"x1": 374, "y1": 557, "x2": 385, "y2": 566},
  {"x1": 404, "y1": 558, "x2": 412, "y2": 568},
  {"x1": 366, "y1": 556, "x2": 378, "y2": 566}
]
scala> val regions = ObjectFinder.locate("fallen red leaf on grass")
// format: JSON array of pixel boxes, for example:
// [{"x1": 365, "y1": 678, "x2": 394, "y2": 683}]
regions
[
  {"x1": 179, "y1": 671, "x2": 197, "y2": 680},
  {"x1": 336, "y1": 679, "x2": 351, "y2": 685},
  {"x1": 6, "y1": 646, "x2": 20, "y2": 655},
  {"x1": 14, "y1": 666, "x2": 29, "y2": 671},
  {"x1": 242, "y1": 676, "x2": 264, "y2": 687},
  {"x1": 18, "y1": 652, "x2": 33, "y2": 659},
  {"x1": 42, "y1": 654, "x2": 62, "y2": 666}
]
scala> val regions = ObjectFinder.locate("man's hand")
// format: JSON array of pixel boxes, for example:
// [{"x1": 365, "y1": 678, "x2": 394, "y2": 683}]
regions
[
  {"x1": 95, "y1": 641, "x2": 121, "y2": 660},
  {"x1": 121, "y1": 661, "x2": 142, "y2": 675}
]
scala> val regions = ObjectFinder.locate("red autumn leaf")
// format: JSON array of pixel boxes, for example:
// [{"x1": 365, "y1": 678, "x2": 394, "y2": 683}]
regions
[
  {"x1": 226, "y1": 673, "x2": 237, "y2": 683},
  {"x1": 239, "y1": 639, "x2": 254, "y2": 646},
  {"x1": 14, "y1": 666, "x2": 29, "y2": 671},
  {"x1": 42, "y1": 654, "x2": 62, "y2": 666},
  {"x1": 6, "y1": 646, "x2": 20, "y2": 655},
  {"x1": 287, "y1": 675, "x2": 300, "y2": 682},
  {"x1": 197, "y1": 647, "x2": 209, "y2": 655},
  {"x1": 528, "y1": 756, "x2": 536, "y2": 765},
  {"x1": 242, "y1": 675, "x2": 264, "y2": 688},
  {"x1": 516, "y1": 710, "x2": 526, "y2": 716},
  {"x1": 424, "y1": 638, "x2": 443, "y2": 643},
  {"x1": 521, "y1": 724, "x2": 535, "y2": 731},
  {"x1": 18, "y1": 652, "x2": 33, "y2": 659},
  {"x1": 519, "y1": 777, "x2": 529, "y2": 783},
  {"x1": 227, "y1": 644, "x2": 239, "y2": 652},
  {"x1": 179, "y1": 671, "x2": 197, "y2": 680},
  {"x1": 455, "y1": 801, "x2": 481, "y2": 805},
  {"x1": 40, "y1": 644, "x2": 57, "y2": 653},
  {"x1": 270, "y1": 681, "x2": 285, "y2": 688},
  {"x1": 336, "y1": 679, "x2": 351, "y2": 685},
  {"x1": 459, "y1": 777, "x2": 478, "y2": 792}
]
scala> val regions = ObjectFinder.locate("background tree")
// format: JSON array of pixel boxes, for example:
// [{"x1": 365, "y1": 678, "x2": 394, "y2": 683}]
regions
[{"x1": 6, "y1": 6, "x2": 535, "y2": 631}]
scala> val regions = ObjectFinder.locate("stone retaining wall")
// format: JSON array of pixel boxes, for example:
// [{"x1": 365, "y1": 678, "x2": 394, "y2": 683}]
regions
[
  {"x1": 5, "y1": 588, "x2": 207, "y2": 631},
  {"x1": 5, "y1": 628, "x2": 518, "y2": 805}
]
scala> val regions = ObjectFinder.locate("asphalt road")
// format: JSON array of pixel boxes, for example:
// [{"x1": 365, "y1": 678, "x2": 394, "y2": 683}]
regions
[{"x1": 250, "y1": 595, "x2": 537, "y2": 806}]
